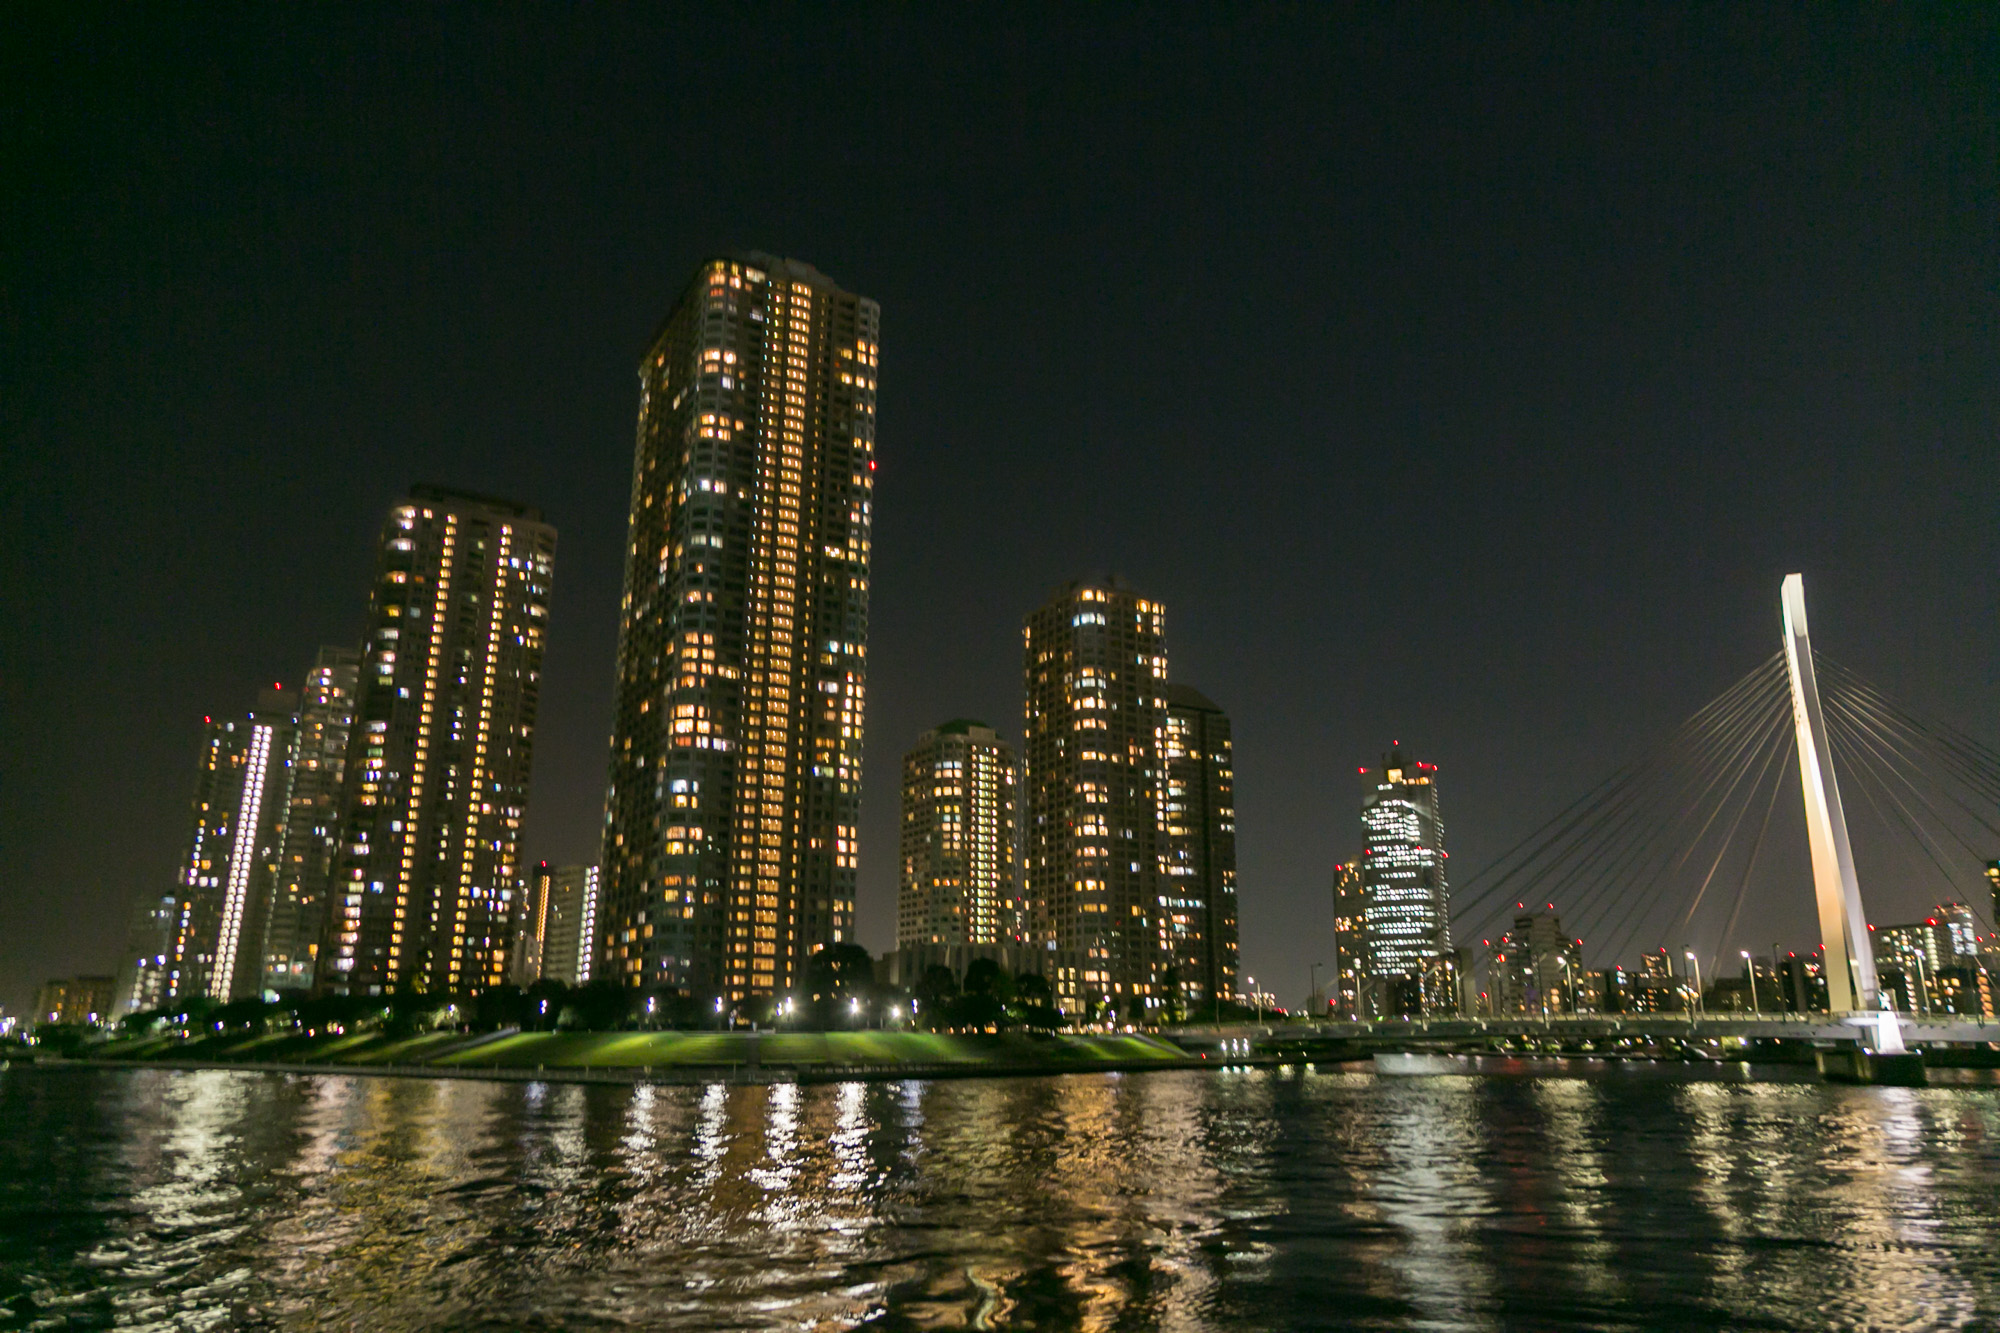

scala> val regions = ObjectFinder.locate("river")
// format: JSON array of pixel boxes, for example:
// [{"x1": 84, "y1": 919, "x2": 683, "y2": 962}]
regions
[{"x1": 4, "y1": 1061, "x2": 1998, "y2": 1330}]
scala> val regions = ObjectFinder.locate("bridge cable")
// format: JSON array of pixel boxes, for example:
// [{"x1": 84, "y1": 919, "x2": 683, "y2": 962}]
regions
[
  {"x1": 1455, "y1": 676, "x2": 1779, "y2": 948},
  {"x1": 1447, "y1": 655, "x2": 1786, "y2": 931},
  {"x1": 1457, "y1": 659, "x2": 1792, "y2": 964},
  {"x1": 1590, "y1": 694, "x2": 1793, "y2": 967},
  {"x1": 1711, "y1": 741, "x2": 1789, "y2": 971}
]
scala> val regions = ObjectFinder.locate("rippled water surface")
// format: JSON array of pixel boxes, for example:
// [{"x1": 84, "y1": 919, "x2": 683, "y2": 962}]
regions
[{"x1": 4, "y1": 1062, "x2": 2000, "y2": 1330}]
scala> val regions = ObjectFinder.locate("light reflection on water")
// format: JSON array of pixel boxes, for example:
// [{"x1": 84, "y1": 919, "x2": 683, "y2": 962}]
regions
[{"x1": 3, "y1": 1064, "x2": 1998, "y2": 1330}]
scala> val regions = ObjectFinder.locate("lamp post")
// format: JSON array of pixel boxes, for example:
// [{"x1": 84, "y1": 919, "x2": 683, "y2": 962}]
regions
[
  {"x1": 1248, "y1": 975, "x2": 1262, "y2": 1027},
  {"x1": 1685, "y1": 950, "x2": 1703, "y2": 1023},
  {"x1": 1741, "y1": 951, "x2": 1758, "y2": 1015}
]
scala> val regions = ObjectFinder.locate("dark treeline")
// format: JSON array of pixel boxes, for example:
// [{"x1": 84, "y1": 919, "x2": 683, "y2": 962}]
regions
[{"x1": 46, "y1": 950, "x2": 1258, "y2": 1049}]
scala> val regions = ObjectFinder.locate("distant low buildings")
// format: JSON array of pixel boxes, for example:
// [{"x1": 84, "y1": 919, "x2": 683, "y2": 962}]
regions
[
  {"x1": 1874, "y1": 904, "x2": 1992, "y2": 1017},
  {"x1": 34, "y1": 976, "x2": 116, "y2": 1027},
  {"x1": 1491, "y1": 906, "x2": 1582, "y2": 1014}
]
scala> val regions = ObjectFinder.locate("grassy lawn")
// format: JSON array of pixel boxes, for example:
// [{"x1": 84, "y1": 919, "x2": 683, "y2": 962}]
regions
[
  {"x1": 91, "y1": 1027, "x2": 1194, "y2": 1071},
  {"x1": 431, "y1": 1029, "x2": 1190, "y2": 1069}
]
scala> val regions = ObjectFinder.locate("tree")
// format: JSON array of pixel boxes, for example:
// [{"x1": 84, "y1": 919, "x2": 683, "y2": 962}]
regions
[
  {"x1": 962, "y1": 958, "x2": 1015, "y2": 1003},
  {"x1": 1010, "y1": 971, "x2": 1062, "y2": 1030},
  {"x1": 806, "y1": 942, "x2": 877, "y2": 1027},
  {"x1": 1159, "y1": 966, "x2": 1187, "y2": 1025},
  {"x1": 561, "y1": 979, "x2": 632, "y2": 1031},
  {"x1": 914, "y1": 965, "x2": 959, "y2": 1030},
  {"x1": 472, "y1": 984, "x2": 530, "y2": 1031},
  {"x1": 524, "y1": 979, "x2": 569, "y2": 1030}
]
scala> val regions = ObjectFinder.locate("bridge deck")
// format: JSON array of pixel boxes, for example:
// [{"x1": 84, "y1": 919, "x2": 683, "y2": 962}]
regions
[{"x1": 1170, "y1": 1015, "x2": 2000, "y2": 1046}]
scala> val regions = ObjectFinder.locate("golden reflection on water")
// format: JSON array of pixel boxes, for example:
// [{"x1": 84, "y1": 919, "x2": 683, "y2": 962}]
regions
[{"x1": 5, "y1": 1064, "x2": 2000, "y2": 1330}]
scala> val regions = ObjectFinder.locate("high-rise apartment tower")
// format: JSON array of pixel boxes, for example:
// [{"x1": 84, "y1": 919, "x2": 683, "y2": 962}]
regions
[
  {"x1": 1330, "y1": 860, "x2": 1367, "y2": 1017},
  {"x1": 170, "y1": 687, "x2": 299, "y2": 1002},
  {"x1": 1360, "y1": 746, "x2": 1452, "y2": 1012},
  {"x1": 602, "y1": 255, "x2": 878, "y2": 1001},
  {"x1": 322, "y1": 487, "x2": 555, "y2": 996},
  {"x1": 1161, "y1": 685, "x2": 1239, "y2": 1009},
  {"x1": 898, "y1": 721, "x2": 1020, "y2": 950},
  {"x1": 1022, "y1": 579, "x2": 1169, "y2": 1014},
  {"x1": 265, "y1": 647, "x2": 359, "y2": 992}
]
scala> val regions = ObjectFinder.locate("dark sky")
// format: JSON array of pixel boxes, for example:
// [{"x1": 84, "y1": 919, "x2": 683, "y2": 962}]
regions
[{"x1": 5, "y1": 6, "x2": 1996, "y2": 1017}]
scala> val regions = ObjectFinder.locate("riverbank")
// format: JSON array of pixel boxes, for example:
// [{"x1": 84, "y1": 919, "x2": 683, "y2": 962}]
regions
[{"x1": 70, "y1": 1027, "x2": 1218, "y2": 1084}]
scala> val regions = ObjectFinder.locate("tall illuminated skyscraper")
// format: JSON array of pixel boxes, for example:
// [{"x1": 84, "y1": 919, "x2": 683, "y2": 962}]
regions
[
  {"x1": 170, "y1": 687, "x2": 299, "y2": 1002},
  {"x1": 264, "y1": 646, "x2": 359, "y2": 992},
  {"x1": 322, "y1": 487, "x2": 555, "y2": 996},
  {"x1": 1360, "y1": 746, "x2": 1452, "y2": 1013},
  {"x1": 898, "y1": 721, "x2": 1020, "y2": 950},
  {"x1": 1022, "y1": 578, "x2": 1169, "y2": 1015},
  {"x1": 603, "y1": 255, "x2": 878, "y2": 1001},
  {"x1": 1161, "y1": 685, "x2": 1239, "y2": 1009}
]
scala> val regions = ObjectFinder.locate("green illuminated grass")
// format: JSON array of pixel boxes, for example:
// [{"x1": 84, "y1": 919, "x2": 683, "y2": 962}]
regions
[{"x1": 92, "y1": 1027, "x2": 1194, "y2": 1072}]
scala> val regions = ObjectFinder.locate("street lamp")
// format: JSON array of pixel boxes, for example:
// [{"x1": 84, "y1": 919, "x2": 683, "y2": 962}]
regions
[
  {"x1": 1247, "y1": 975, "x2": 1262, "y2": 1026},
  {"x1": 1741, "y1": 951, "x2": 1758, "y2": 1014},
  {"x1": 1685, "y1": 950, "x2": 1703, "y2": 1021}
]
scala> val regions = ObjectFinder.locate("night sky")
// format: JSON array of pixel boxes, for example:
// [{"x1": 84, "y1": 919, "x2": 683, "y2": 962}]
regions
[{"x1": 5, "y1": 7, "x2": 1996, "y2": 1017}]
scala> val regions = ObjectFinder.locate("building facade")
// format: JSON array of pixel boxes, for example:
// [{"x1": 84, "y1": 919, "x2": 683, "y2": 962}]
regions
[
  {"x1": 34, "y1": 976, "x2": 116, "y2": 1027},
  {"x1": 1360, "y1": 747, "x2": 1453, "y2": 1014},
  {"x1": 322, "y1": 487, "x2": 555, "y2": 996},
  {"x1": 601, "y1": 255, "x2": 878, "y2": 1002},
  {"x1": 112, "y1": 894, "x2": 180, "y2": 1017},
  {"x1": 1330, "y1": 860, "x2": 1367, "y2": 1017},
  {"x1": 1022, "y1": 579, "x2": 1170, "y2": 1016},
  {"x1": 514, "y1": 862, "x2": 599, "y2": 987},
  {"x1": 264, "y1": 647, "x2": 360, "y2": 993},
  {"x1": 1161, "y1": 685, "x2": 1239, "y2": 1011},
  {"x1": 1490, "y1": 907, "x2": 1582, "y2": 1014},
  {"x1": 898, "y1": 721, "x2": 1020, "y2": 950},
  {"x1": 170, "y1": 689, "x2": 299, "y2": 1002},
  {"x1": 1874, "y1": 904, "x2": 1991, "y2": 1016}
]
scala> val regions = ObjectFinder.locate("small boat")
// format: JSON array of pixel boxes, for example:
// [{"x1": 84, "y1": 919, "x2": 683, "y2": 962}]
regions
[{"x1": 1372, "y1": 1052, "x2": 1473, "y2": 1076}]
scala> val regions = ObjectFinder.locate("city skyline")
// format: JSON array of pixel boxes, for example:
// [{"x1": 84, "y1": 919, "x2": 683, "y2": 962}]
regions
[{"x1": 6, "y1": 8, "x2": 1996, "y2": 1018}]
